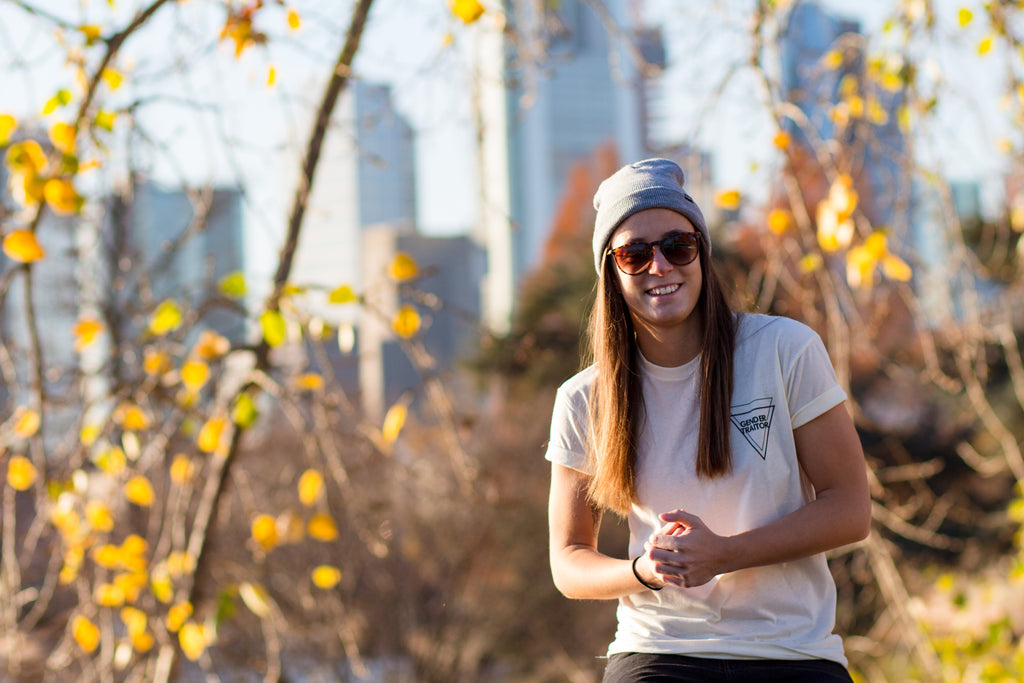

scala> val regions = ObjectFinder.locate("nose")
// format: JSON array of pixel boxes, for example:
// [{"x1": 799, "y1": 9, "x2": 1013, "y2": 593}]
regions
[{"x1": 647, "y1": 244, "x2": 675, "y2": 275}]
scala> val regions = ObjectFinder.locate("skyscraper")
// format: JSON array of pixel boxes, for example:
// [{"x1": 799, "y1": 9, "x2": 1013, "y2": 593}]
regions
[
  {"x1": 291, "y1": 81, "x2": 417, "y2": 323},
  {"x1": 477, "y1": 0, "x2": 654, "y2": 332}
]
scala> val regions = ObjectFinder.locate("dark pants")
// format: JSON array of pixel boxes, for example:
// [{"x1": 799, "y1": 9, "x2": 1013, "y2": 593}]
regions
[{"x1": 602, "y1": 652, "x2": 854, "y2": 683}]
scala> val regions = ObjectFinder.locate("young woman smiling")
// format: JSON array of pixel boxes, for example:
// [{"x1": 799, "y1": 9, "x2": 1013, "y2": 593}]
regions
[{"x1": 546, "y1": 159, "x2": 870, "y2": 682}]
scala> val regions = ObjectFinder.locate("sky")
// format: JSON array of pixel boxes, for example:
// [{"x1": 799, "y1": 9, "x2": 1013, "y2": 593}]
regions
[{"x1": 0, "y1": 0, "x2": 1015, "y2": 262}]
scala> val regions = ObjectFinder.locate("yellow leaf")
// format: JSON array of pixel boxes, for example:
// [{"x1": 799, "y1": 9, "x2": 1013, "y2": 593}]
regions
[
  {"x1": 74, "y1": 317, "x2": 103, "y2": 351},
  {"x1": 239, "y1": 581, "x2": 272, "y2": 617},
  {"x1": 798, "y1": 253, "x2": 823, "y2": 274},
  {"x1": 149, "y1": 300, "x2": 182, "y2": 335},
  {"x1": 170, "y1": 454, "x2": 194, "y2": 485},
  {"x1": 166, "y1": 551, "x2": 196, "y2": 577},
  {"x1": 72, "y1": 615, "x2": 101, "y2": 653},
  {"x1": 251, "y1": 514, "x2": 278, "y2": 552},
  {"x1": 80, "y1": 423, "x2": 101, "y2": 446},
  {"x1": 151, "y1": 569, "x2": 173, "y2": 604},
  {"x1": 120, "y1": 606, "x2": 147, "y2": 638},
  {"x1": 116, "y1": 403, "x2": 151, "y2": 431},
  {"x1": 7, "y1": 455, "x2": 37, "y2": 491},
  {"x1": 441, "y1": 32, "x2": 454, "y2": 47},
  {"x1": 308, "y1": 513, "x2": 339, "y2": 541},
  {"x1": 714, "y1": 189, "x2": 741, "y2": 210},
  {"x1": 94, "y1": 446, "x2": 126, "y2": 475},
  {"x1": 293, "y1": 372, "x2": 323, "y2": 391},
  {"x1": 218, "y1": 271, "x2": 247, "y2": 298},
  {"x1": 0, "y1": 113, "x2": 17, "y2": 146},
  {"x1": 978, "y1": 35, "x2": 993, "y2": 56},
  {"x1": 179, "y1": 622, "x2": 207, "y2": 661},
  {"x1": 311, "y1": 565, "x2": 342, "y2": 589},
  {"x1": 5, "y1": 140, "x2": 47, "y2": 174},
  {"x1": 94, "y1": 109, "x2": 116, "y2": 132},
  {"x1": 166, "y1": 601, "x2": 193, "y2": 633},
  {"x1": 41, "y1": 89, "x2": 72, "y2": 116},
  {"x1": 772, "y1": 131, "x2": 791, "y2": 150},
  {"x1": 846, "y1": 244, "x2": 877, "y2": 289},
  {"x1": 3, "y1": 230, "x2": 46, "y2": 263},
  {"x1": 144, "y1": 348, "x2": 171, "y2": 376},
  {"x1": 864, "y1": 231, "x2": 888, "y2": 259},
  {"x1": 328, "y1": 284, "x2": 357, "y2": 304},
  {"x1": 260, "y1": 309, "x2": 287, "y2": 347},
  {"x1": 767, "y1": 209, "x2": 791, "y2": 235},
  {"x1": 827, "y1": 174, "x2": 858, "y2": 216},
  {"x1": 822, "y1": 49, "x2": 843, "y2": 70},
  {"x1": 958, "y1": 7, "x2": 972, "y2": 27},
  {"x1": 113, "y1": 571, "x2": 147, "y2": 604},
  {"x1": 388, "y1": 252, "x2": 419, "y2": 282},
  {"x1": 180, "y1": 360, "x2": 210, "y2": 394},
  {"x1": 85, "y1": 500, "x2": 114, "y2": 532},
  {"x1": 49, "y1": 122, "x2": 76, "y2": 154},
  {"x1": 197, "y1": 415, "x2": 227, "y2": 454},
  {"x1": 286, "y1": 8, "x2": 301, "y2": 31},
  {"x1": 44, "y1": 178, "x2": 84, "y2": 215},
  {"x1": 102, "y1": 67, "x2": 124, "y2": 90},
  {"x1": 14, "y1": 407, "x2": 41, "y2": 438},
  {"x1": 297, "y1": 469, "x2": 323, "y2": 507},
  {"x1": 121, "y1": 534, "x2": 148, "y2": 559},
  {"x1": 450, "y1": 0, "x2": 485, "y2": 24},
  {"x1": 382, "y1": 402, "x2": 407, "y2": 443},
  {"x1": 79, "y1": 24, "x2": 102, "y2": 43},
  {"x1": 866, "y1": 98, "x2": 889, "y2": 126},
  {"x1": 131, "y1": 630, "x2": 155, "y2": 652},
  {"x1": 94, "y1": 582, "x2": 125, "y2": 607},
  {"x1": 391, "y1": 305, "x2": 421, "y2": 338},
  {"x1": 882, "y1": 254, "x2": 913, "y2": 281},
  {"x1": 231, "y1": 392, "x2": 259, "y2": 429},
  {"x1": 124, "y1": 475, "x2": 155, "y2": 507},
  {"x1": 92, "y1": 543, "x2": 121, "y2": 569}
]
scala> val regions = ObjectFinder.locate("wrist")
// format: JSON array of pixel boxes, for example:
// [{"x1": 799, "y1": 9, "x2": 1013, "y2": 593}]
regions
[{"x1": 631, "y1": 555, "x2": 663, "y2": 591}]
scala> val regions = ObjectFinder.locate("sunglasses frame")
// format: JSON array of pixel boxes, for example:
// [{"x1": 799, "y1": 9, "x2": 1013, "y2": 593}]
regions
[{"x1": 606, "y1": 231, "x2": 701, "y2": 276}]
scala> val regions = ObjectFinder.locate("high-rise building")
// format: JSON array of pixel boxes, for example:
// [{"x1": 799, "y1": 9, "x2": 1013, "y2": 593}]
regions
[
  {"x1": 477, "y1": 0, "x2": 656, "y2": 332},
  {"x1": 358, "y1": 224, "x2": 485, "y2": 421},
  {"x1": 291, "y1": 81, "x2": 417, "y2": 323},
  {"x1": 103, "y1": 178, "x2": 246, "y2": 345}
]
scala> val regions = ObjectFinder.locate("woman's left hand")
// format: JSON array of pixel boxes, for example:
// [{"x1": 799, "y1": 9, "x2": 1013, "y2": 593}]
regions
[{"x1": 648, "y1": 510, "x2": 732, "y2": 588}]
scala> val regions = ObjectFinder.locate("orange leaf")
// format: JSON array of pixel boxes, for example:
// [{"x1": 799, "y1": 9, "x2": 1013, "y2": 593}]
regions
[
  {"x1": 391, "y1": 305, "x2": 421, "y2": 338},
  {"x1": 72, "y1": 615, "x2": 101, "y2": 653},
  {"x1": 7, "y1": 455, "x2": 37, "y2": 491},
  {"x1": 3, "y1": 230, "x2": 46, "y2": 263}
]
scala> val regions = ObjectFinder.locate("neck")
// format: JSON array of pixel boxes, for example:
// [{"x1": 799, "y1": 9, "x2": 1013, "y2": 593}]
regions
[{"x1": 633, "y1": 314, "x2": 704, "y2": 367}]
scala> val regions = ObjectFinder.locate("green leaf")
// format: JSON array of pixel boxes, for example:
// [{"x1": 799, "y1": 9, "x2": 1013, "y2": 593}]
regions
[
  {"x1": 149, "y1": 300, "x2": 183, "y2": 335},
  {"x1": 259, "y1": 310, "x2": 286, "y2": 347},
  {"x1": 94, "y1": 110, "x2": 116, "y2": 132},
  {"x1": 218, "y1": 271, "x2": 247, "y2": 299},
  {"x1": 328, "y1": 284, "x2": 357, "y2": 304},
  {"x1": 42, "y1": 89, "x2": 72, "y2": 115}
]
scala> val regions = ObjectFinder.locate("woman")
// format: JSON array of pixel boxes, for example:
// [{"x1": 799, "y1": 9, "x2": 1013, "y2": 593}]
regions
[{"x1": 546, "y1": 159, "x2": 871, "y2": 682}]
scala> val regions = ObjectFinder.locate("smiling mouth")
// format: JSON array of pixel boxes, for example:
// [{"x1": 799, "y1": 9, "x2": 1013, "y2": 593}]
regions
[{"x1": 646, "y1": 283, "x2": 681, "y2": 296}]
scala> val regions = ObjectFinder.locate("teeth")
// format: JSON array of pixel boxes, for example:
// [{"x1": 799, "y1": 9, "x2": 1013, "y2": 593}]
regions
[{"x1": 647, "y1": 284, "x2": 680, "y2": 296}]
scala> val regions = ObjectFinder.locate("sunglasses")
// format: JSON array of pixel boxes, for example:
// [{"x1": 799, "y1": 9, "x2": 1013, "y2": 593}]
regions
[{"x1": 606, "y1": 232, "x2": 701, "y2": 275}]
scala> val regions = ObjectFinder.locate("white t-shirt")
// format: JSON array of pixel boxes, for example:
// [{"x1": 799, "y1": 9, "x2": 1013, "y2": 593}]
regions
[{"x1": 545, "y1": 313, "x2": 849, "y2": 664}]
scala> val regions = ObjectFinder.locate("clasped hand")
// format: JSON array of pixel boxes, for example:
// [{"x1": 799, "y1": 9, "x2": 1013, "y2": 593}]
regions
[{"x1": 642, "y1": 509, "x2": 731, "y2": 589}]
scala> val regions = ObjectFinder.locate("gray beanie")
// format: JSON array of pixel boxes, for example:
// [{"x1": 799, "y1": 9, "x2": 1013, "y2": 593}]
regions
[{"x1": 592, "y1": 158, "x2": 709, "y2": 274}]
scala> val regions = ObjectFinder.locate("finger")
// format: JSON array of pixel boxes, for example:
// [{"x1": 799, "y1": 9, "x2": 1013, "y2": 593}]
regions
[{"x1": 660, "y1": 509, "x2": 703, "y2": 528}]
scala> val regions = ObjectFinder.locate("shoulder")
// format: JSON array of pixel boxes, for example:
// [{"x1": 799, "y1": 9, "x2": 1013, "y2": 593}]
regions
[
  {"x1": 555, "y1": 364, "x2": 597, "y2": 403},
  {"x1": 736, "y1": 313, "x2": 822, "y2": 352}
]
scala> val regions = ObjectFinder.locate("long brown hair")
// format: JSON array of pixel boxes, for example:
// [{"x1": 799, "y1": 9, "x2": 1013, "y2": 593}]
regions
[{"x1": 585, "y1": 237, "x2": 737, "y2": 517}]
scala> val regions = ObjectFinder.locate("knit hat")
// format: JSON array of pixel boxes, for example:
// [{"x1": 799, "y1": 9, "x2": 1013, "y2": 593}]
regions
[{"x1": 592, "y1": 158, "x2": 709, "y2": 274}]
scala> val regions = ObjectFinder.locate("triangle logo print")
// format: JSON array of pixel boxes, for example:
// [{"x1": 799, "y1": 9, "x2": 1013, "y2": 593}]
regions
[{"x1": 730, "y1": 397, "x2": 775, "y2": 461}]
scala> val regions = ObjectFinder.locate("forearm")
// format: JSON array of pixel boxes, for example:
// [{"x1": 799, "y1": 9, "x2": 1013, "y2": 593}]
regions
[
  {"x1": 550, "y1": 544, "x2": 654, "y2": 600},
  {"x1": 721, "y1": 488, "x2": 870, "y2": 574}
]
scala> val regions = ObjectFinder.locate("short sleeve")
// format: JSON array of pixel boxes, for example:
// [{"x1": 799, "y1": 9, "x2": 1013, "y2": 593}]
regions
[
  {"x1": 545, "y1": 378, "x2": 594, "y2": 475},
  {"x1": 784, "y1": 327, "x2": 847, "y2": 430}
]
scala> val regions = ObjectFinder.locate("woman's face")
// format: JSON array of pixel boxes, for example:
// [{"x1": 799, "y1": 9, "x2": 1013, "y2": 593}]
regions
[{"x1": 607, "y1": 208, "x2": 703, "y2": 339}]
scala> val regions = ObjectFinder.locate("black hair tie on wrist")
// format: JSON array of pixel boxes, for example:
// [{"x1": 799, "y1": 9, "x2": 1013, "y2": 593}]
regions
[{"x1": 632, "y1": 555, "x2": 663, "y2": 591}]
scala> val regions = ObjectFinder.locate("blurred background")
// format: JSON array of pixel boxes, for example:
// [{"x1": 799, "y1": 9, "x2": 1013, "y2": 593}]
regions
[{"x1": 1, "y1": 0, "x2": 1023, "y2": 680}]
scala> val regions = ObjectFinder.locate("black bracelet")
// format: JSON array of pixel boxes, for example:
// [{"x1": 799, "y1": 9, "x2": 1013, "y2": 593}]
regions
[{"x1": 631, "y1": 555, "x2": 662, "y2": 591}]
